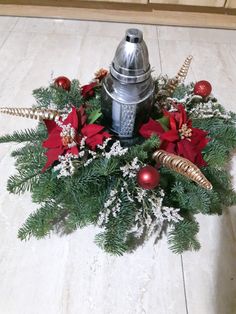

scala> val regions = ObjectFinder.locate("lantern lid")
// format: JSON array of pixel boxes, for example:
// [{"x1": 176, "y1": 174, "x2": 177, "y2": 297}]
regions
[{"x1": 110, "y1": 28, "x2": 151, "y2": 84}]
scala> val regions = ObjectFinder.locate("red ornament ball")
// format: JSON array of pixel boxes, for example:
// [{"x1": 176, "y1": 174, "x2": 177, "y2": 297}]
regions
[
  {"x1": 194, "y1": 80, "x2": 212, "y2": 98},
  {"x1": 54, "y1": 76, "x2": 71, "y2": 91},
  {"x1": 137, "y1": 165, "x2": 160, "y2": 190}
]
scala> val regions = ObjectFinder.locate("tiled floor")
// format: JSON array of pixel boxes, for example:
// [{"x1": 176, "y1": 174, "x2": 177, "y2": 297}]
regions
[{"x1": 0, "y1": 16, "x2": 235, "y2": 314}]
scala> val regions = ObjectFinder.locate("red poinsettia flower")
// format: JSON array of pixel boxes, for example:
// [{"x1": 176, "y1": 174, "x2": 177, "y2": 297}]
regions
[
  {"x1": 78, "y1": 106, "x2": 110, "y2": 150},
  {"x1": 42, "y1": 107, "x2": 80, "y2": 172},
  {"x1": 81, "y1": 82, "x2": 97, "y2": 99},
  {"x1": 42, "y1": 106, "x2": 110, "y2": 172},
  {"x1": 81, "y1": 124, "x2": 110, "y2": 150},
  {"x1": 139, "y1": 104, "x2": 210, "y2": 167}
]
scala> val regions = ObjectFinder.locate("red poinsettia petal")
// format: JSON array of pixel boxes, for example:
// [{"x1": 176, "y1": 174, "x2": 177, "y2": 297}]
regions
[
  {"x1": 77, "y1": 106, "x2": 87, "y2": 127},
  {"x1": 191, "y1": 128, "x2": 210, "y2": 149},
  {"x1": 196, "y1": 136, "x2": 210, "y2": 151},
  {"x1": 177, "y1": 139, "x2": 208, "y2": 167},
  {"x1": 81, "y1": 124, "x2": 104, "y2": 138},
  {"x1": 195, "y1": 153, "x2": 208, "y2": 167},
  {"x1": 187, "y1": 119, "x2": 192, "y2": 129},
  {"x1": 74, "y1": 134, "x2": 82, "y2": 145},
  {"x1": 161, "y1": 141, "x2": 176, "y2": 154},
  {"x1": 177, "y1": 140, "x2": 197, "y2": 164},
  {"x1": 43, "y1": 132, "x2": 62, "y2": 149},
  {"x1": 176, "y1": 140, "x2": 184, "y2": 156},
  {"x1": 139, "y1": 119, "x2": 165, "y2": 139},
  {"x1": 192, "y1": 127, "x2": 208, "y2": 138},
  {"x1": 102, "y1": 131, "x2": 111, "y2": 139},
  {"x1": 64, "y1": 106, "x2": 78, "y2": 128},
  {"x1": 85, "y1": 131, "x2": 110, "y2": 150},
  {"x1": 169, "y1": 114, "x2": 177, "y2": 131},
  {"x1": 161, "y1": 129, "x2": 179, "y2": 142},
  {"x1": 42, "y1": 147, "x2": 64, "y2": 172},
  {"x1": 68, "y1": 145, "x2": 79, "y2": 156},
  {"x1": 85, "y1": 134, "x2": 104, "y2": 150},
  {"x1": 44, "y1": 119, "x2": 58, "y2": 133},
  {"x1": 163, "y1": 110, "x2": 176, "y2": 131},
  {"x1": 178, "y1": 104, "x2": 187, "y2": 126},
  {"x1": 81, "y1": 82, "x2": 97, "y2": 98}
]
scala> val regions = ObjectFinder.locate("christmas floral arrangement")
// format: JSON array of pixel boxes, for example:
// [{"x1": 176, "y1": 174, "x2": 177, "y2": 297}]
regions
[{"x1": 0, "y1": 58, "x2": 236, "y2": 255}]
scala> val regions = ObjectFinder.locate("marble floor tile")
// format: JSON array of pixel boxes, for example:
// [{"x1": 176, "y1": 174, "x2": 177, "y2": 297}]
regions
[
  {"x1": 0, "y1": 17, "x2": 18, "y2": 51},
  {"x1": 158, "y1": 25, "x2": 236, "y2": 44},
  {"x1": 157, "y1": 33, "x2": 196, "y2": 82},
  {"x1": 0, "y1": 16, "x2": 18, "y2": 30},
  {"x1": 190, "y1": 43, "x2": 236, "y2": 110}
]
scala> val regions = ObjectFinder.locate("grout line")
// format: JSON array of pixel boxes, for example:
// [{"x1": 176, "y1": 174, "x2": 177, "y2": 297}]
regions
[
  {"x1": 228, "y1": 44, "x2": 236, "y2": 66},
  {"x1": 0, "y1": 17, "x2": 19, "y2": 51},
  {"x1": 10, "y1": 16, "x2": 20, "y2": 32},
  {"x1": 156, "y1": 26, "x2": 163, "y2": 74},
  {"x1": 181, "y1": 254, "x2": 189, "y2": 314}
]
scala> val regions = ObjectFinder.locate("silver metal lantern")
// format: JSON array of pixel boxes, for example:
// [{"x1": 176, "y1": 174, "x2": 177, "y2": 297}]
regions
[{"x1": 101, "y1": 28, "x2": 154, "y2": 142}]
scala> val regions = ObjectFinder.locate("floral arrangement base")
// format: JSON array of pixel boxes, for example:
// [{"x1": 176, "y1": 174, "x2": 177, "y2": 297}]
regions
[{"x1": 0, "y1": 64, "x2": 236, "y2": 255}]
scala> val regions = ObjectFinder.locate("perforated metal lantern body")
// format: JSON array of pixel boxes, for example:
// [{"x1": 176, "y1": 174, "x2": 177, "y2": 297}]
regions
[{"x1": 101, "y1": 29, "x2": 154, "y2": 140}]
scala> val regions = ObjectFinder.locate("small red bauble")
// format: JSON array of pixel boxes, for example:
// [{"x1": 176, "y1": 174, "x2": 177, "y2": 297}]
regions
[
  {"x1": 137, "y1": 165, "x2": 160, "y2": 190},
  {"x1": 194, "y1": 80, "x2": 212, "y2": 98},
  {"x1": 54, "y1": 76, "x2": 71, "y2": 91}
]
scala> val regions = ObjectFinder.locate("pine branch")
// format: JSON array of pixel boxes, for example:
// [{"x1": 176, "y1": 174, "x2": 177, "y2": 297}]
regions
[
  {"x1": 95, "y1": 192, "x2": 137, "y2": 255},
  {"x1": 11, "y1": 144, "x2": 38, "y2": 158},
  {"x1": 93, "y1": 158, "x2": 120, "y2": 177},
  {"x1": 8, "y1": 143, "x2": 46, "y2": 194},
  {"x1": 62, "y1": 192, "x2": 106, "y2": 234},
  {"x1": 18, "y1": 201, "x2": 66, "y2": 240},
  {"x1": 33, "y1": 79, "x2": 83, "y2": 110},
  {"x1": 173, "y1": 83, "x2": 194, "y2": 100},
  {"x1": 203, "y1": 167, "x2": 231, "y2": 190},
  {"x1": 0, "y1": 128, "x2": 46, "y2": 144},
  {"x1": 7, "y1": 170, "x2": 41, "y2": 194},
  {"x1": 204, "y1": 139, "x2": 229, "y2": 167},
  {"x1": 170, "y1": 181, "x2": 211, "y2": 214},
  {"x1": 168, "y1": 219, "x2": 200, "y2": 254},
  {"x1": 193, "y1": 118, "x2": 236, "y2": 151},
  {"x1": 33, "y1": 87, "x2": 53, "y2": 107},
  {"x1": 31, "y1": 172, "x2": 60, "y2": 203},
  {"x1": 122, "y1": 135, "x2": 160, "y2": 165}
]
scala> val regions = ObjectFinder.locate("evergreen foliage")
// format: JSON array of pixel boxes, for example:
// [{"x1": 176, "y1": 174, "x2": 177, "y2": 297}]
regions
[
  {"x1": 0, "y1": 127, "x2": 46, "y2": 144},
  {"x1": 168, "y1": 219, "x2": 200, "y2": 253},
  {"x1": 1, "y1": 76, "x2": 236, "y2": 255}
]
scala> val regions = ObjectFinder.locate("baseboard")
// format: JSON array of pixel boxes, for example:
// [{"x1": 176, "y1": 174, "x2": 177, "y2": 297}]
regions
[{"x1": 0, "y1": 3, "x2": 236, "y2": 29}]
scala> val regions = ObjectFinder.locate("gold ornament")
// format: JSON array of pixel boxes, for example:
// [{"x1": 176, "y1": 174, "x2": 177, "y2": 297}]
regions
[
  {"x1": 0, "y1": 107, "x2": 62, "y2": 121},
  {"x1": 94, "y1": 68, "x2": 108, "y2": 81},
  {"x1": 152, "y1": 149, "x2": 212, "y2": 190},
  {"x1": 167, "y1": 55, "x2": 193, "y2": 95},
  {"x1": 166, "y1": 77, "x2": 179, "y2": 96}
]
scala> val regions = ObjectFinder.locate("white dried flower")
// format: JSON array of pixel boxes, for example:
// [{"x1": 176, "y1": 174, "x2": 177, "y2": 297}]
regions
[
  {"x1": 97, "y1": 189, "x2": 121, "y2": 226},
  {"x1": 162, "y1": 206, "x2": 183, "y2": 223},
  {"x1": 189, "y1": 101, "x2": 231, "y2": 119},
  {"x1": 131, "y1": 188, "x2": 182, "y2": 239},
  {"x1": 97, "y1": 138, "x2": 112, "y2": 150},
  {"x1": 120, "y1": 157, "x2": 141, "y2": 178},
  {"x1": 53, "y1": 153, "x2": 77, "y2": 178},
  {"x1": 103, "y1": 140, "x2": 128, "y2": 159}
]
